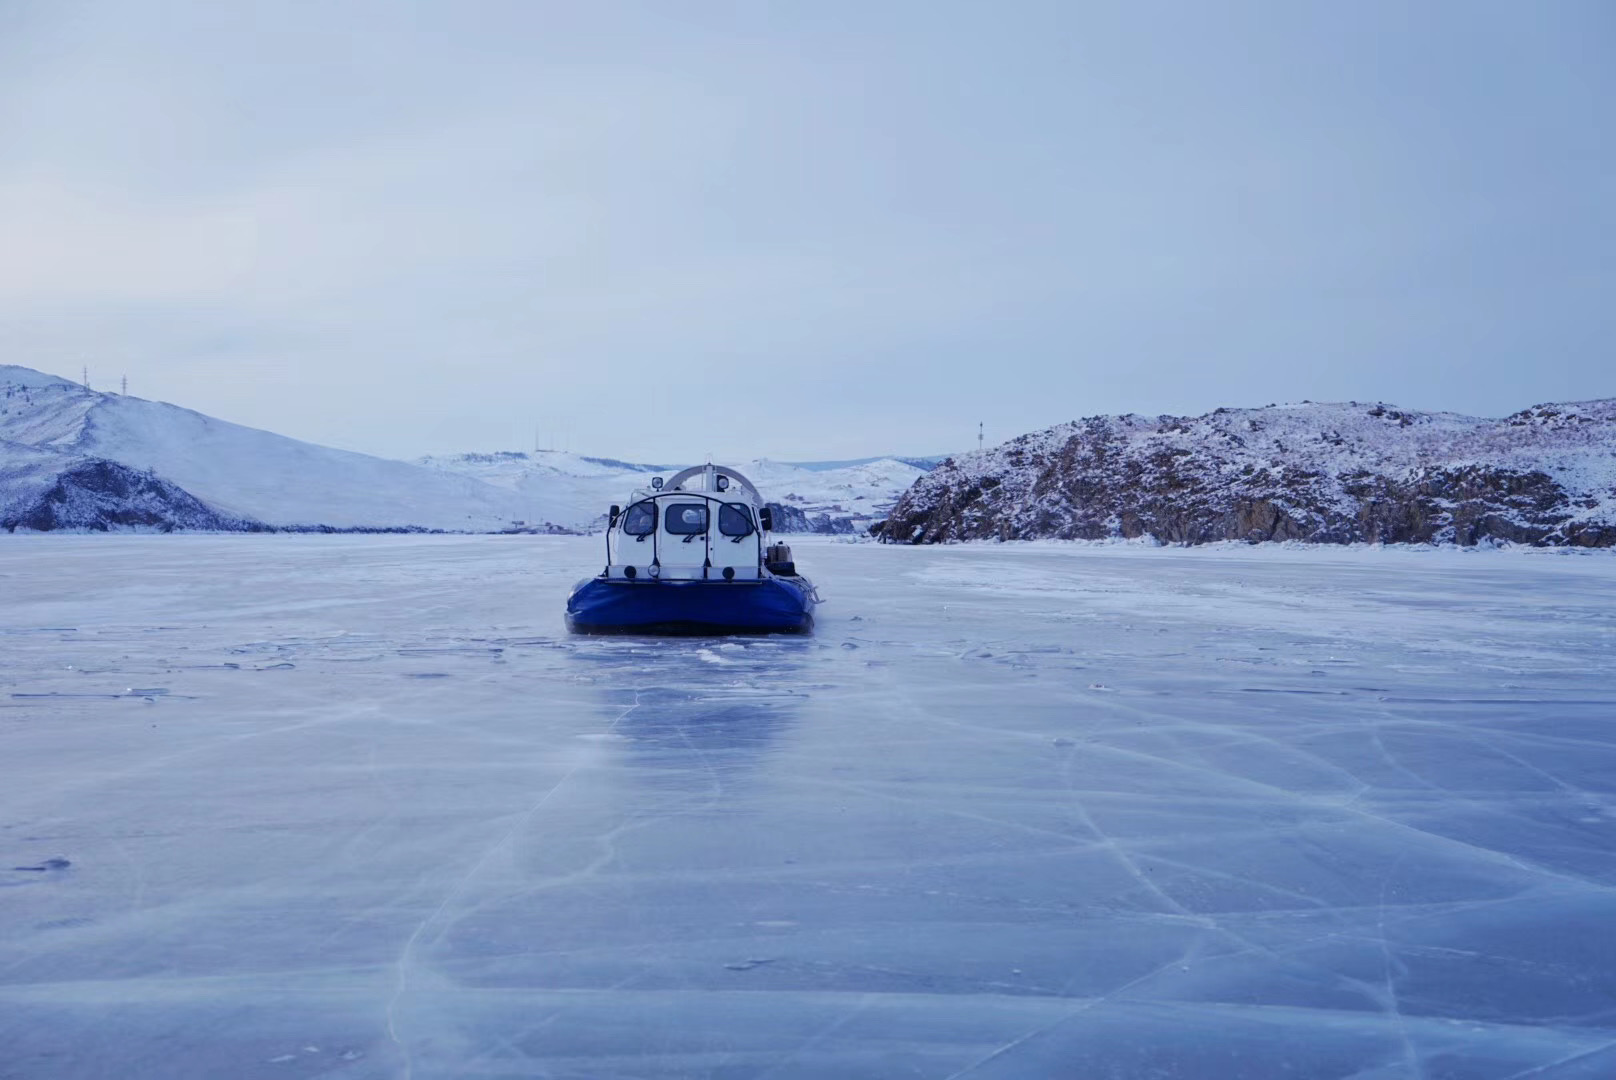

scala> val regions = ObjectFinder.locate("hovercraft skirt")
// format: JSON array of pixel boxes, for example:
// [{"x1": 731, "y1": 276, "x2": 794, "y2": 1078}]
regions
[{"x1": 566, "y1": 576, "x2": 815, "y2": 635}]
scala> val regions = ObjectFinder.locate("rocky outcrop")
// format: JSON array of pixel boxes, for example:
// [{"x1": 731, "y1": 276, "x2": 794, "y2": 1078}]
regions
[
  {"x1": 875, "y1": 399, "x2": 1616, "y2": 548},
  {"x1": 1, "y1": 459, "x2": 448, "y2": 534},
  {"x1": 762, "y1": 502, "x2": 862, "y2": 535},
  {"x1": 3, "y1": 460, "x2": 265, "y2": 533}
]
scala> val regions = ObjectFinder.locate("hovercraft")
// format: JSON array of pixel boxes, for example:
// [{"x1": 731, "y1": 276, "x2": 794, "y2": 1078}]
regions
[{"x1": 565, "y1": 464, "x2": 819, "y2": 634}]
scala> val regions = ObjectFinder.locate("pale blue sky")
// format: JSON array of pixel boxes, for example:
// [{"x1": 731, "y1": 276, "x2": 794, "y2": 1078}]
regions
[{"x1": 1, "y1": 1, "x2": 1611, "y2": 461}]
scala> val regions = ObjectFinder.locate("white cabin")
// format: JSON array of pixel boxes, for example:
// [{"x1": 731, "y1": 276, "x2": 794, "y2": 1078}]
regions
[{"x1": 602, "y1": 464, "x2": 776, "y2": 582}]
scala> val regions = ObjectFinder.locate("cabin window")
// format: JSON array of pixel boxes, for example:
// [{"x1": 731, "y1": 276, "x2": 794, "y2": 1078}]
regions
[
  {"x1": 664, "y1": 503, "x2": 709, "y2": 535},
  {"x1": 621, "y1": 500, "x2": 657, "y2": 537},
  {"x1": 718, "y1": 503, "x2": 755, "y2": 538}
]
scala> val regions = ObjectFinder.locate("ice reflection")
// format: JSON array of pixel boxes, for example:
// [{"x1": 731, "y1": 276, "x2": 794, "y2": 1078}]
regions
[
  {"x1": 563, "y1": 635, "x2": 814, "y2": 765},
  {"x1": 614, "y1": 684, "x2": 801, "y2": 756}
]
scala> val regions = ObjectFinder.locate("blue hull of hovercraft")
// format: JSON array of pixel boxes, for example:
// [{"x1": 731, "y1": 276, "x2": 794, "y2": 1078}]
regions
[{"x1": 565, "y1": 576, "x2": 815, "y2": 635}]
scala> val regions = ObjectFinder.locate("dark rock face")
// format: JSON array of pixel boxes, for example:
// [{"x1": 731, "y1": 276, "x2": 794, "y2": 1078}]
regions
[
  {"x1": 3, "y1": 461, "x2": 264, "y2": 533},
  {"x1": 0, "y1": 458, "x2": 447, "y2": 534},
  {"x1": 805, "y1": 512, "x2": 858, "y2": 535},
  {"x1": 875, "y1": 400, "x2": 1616, "y2": 548},
  {"x1": 764, "y1": 502, "x2": 860, "y2": 535},
  {"x1": 764, "y1": 502, "x2": 814, "y2": 533}
]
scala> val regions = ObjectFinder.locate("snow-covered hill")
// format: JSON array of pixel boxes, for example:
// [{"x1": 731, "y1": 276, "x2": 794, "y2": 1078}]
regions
[
  {"x1": 2, "y1": 366, "x2": 529, "y2": 531},
  {"x1": 417, "y1": 450, "x2": 929, "y2": 533},
  {"x1": 2, "y1": 364, "x2": 932, "y2": 534},
  {"x1": 877, "y1": 399, "x2": 1616, "y2": 547}
]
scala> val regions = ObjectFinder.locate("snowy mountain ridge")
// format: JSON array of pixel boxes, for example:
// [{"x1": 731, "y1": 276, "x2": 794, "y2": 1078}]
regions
[
  {"x1": 2, "y1": 365, "x2": 530, "y2": 531},
  {"x1": 417, "y1": 450, "x2": 929, "y2": 534},
  {"x1": 876, "y1": 398, "x2": 1616, "y2": 547},
  {"x1": 1, "y1": 364, "x2": 930, "y2": 534}
]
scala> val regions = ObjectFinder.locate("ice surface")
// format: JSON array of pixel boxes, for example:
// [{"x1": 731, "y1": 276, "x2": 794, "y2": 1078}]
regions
[{"x1": 2, "y1": 536, "x2": 1615, "y2": 1079}]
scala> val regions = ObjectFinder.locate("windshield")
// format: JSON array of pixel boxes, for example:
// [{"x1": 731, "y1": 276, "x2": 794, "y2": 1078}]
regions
[
  {"x1": 621, "y1": 501, "x2": 656, "y2": 537},
  {"x1": 664, "y1": 503, "x2": 709, "y2": 535},
  {"x1": 719, "y1": 502, "x2": 755, "y2": 538}
]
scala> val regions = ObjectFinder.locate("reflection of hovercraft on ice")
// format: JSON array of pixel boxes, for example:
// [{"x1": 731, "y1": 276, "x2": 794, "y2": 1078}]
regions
[{"x1": 565, "y1": 464, "x2": 820, "y2": 634}]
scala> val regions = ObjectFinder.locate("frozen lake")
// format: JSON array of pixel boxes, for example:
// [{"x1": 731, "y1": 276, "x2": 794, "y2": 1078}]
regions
[{"x1": 3, "y1": 535, "x2": 1615, "y2": 1079}]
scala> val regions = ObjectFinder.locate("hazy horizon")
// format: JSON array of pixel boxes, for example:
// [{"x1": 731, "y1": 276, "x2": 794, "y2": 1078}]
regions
[
  {"x1": 12, "y1": 356, "x2": 1616, "y2": 469},
  {"x1": 3, "y1": 1, "x2": 1611, "y2": 462}
]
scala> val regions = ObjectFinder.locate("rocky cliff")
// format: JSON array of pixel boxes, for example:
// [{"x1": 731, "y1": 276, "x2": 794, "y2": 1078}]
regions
[
  {"x1": 874, "y1": 400, "x2": 1616, "y2": 548},
  {"x1": 764, "y1": 502, "x2": 859, "y2": 535},
  {"x1": 4, "y1": 460, "x2": 265, "y2": 533}
]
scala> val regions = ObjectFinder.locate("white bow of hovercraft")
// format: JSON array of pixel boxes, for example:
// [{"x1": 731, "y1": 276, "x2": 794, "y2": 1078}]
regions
[{"x1": 602, "y1": 464, "x2": 799, "y2": 584}]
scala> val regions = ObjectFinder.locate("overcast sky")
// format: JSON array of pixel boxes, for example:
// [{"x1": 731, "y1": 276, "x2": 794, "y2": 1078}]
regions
[{"x1": 1, "y1": 1, "x2": 1611, "y2": 462}]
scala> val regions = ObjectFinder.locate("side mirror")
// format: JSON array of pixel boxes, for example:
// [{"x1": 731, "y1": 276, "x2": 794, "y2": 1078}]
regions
[
  {"x1": 609, "y1": 505, "x2": 620, "y2": 526},
  {"x1": 759, "y1": 506, "x2": 773, "y2": 531}
]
